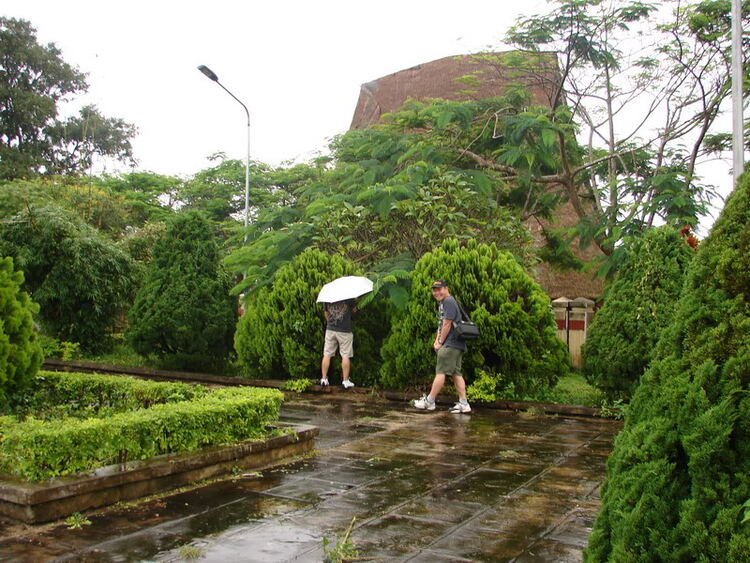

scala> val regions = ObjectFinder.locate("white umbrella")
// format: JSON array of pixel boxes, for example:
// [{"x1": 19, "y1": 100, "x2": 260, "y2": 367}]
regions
[{"x1": 316, "y1": 276, "x2": 373, "y2": 303}]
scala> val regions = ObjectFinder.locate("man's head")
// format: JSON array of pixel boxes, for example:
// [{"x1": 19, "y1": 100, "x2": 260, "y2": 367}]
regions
[{"x1": 431, "y1": 279, "x2": 450, "y2": 301}]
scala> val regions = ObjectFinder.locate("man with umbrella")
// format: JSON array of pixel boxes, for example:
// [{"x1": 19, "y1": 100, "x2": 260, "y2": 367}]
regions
[{"x1": 317, "y1": 276, "x2": 373, "y2": 389}]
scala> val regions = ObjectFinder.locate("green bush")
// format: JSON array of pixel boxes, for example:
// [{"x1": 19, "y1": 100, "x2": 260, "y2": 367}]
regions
[
  {"x1": 127, "y1": 212, "x2": 237, "y2": 371},
  {"x1": 582, "y1": 226, "x2": 694, "y2": 400},
  {"x1": 16, "y1": 371, "x2": 208, "y2": 419},
  {"x1": 0, "y1": 376, "x2": 283, "y2": 481},
  {"x1": 0, "y1": 205, "x2": 135, "y2": 350},
  {"x1": 586, "y1": 171, "x2": 750, "y2": 562},
  {"x1": 0, "y1": 257, "x2": 43, "y2": 405},
  {"x1": 380, "y1": 239, "x2": 569, "y2": 394},
  {"x1": 235, "y1": 248, "x2": 388, "y2": 385}
]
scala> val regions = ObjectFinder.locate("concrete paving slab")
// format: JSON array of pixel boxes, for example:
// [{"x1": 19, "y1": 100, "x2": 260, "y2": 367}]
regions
[{"x1": 0, "y1": 394, "x2": 620, "y2": 562}]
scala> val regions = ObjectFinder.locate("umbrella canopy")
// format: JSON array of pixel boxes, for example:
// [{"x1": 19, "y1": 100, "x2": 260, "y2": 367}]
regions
[{"x1": 316, "y1": 276, "x2": 373, "y2": 303}]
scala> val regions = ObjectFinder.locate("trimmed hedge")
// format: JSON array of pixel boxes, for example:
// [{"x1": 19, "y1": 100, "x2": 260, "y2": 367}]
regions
[
  {"x1": 0, "y1": 373, "x2": 283, "y2": 481},
  {"x1": 19, "y1": 371, "x2": 209, "y2": 419}
]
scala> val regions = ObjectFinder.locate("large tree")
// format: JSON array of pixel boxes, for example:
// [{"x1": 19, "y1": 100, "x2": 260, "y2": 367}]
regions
[
  {"x1": 489, "y1": 0, "x2": 749, "y2": 269},
  {"x1": 0, "y1": 17, "x2": 136, "y2": 178}
]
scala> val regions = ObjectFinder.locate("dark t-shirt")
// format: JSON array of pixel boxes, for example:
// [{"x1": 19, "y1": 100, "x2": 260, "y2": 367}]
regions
[
  {"x1": 439, "y1": 296, "x2": 467, "y2": 351},
  {"x1": 325, "y1": 299, "x2": 355, "y2": 333}
]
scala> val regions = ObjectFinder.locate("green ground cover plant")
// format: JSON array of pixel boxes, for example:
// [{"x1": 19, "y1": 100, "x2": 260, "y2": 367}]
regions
[
  {"x1": 381, "y1": 239, "x2": 569, "y2": 395},
  {"x1": 0, "y1": 372, "x2": 283, "y2": 481},
  {"x1": 586, "y1": 171, "x2": 750, "y2": 561},
  {"x1": 582, "y1": 226, "x2": 694, "y2": 400}
]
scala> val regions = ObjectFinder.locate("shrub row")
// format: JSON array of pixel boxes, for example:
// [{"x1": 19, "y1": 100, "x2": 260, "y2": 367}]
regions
[
  {"x1": 0, "y1": 385, "x2": 284, "y2": 481},
  {"x1": 19, "y1": 371, "x2": 209, "y2": 419}
]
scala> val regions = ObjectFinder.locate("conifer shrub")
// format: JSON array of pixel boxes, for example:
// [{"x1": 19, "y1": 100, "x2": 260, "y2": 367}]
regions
[
  {"x1": 235, "y1": 248, "x2": 387, "y2": 384},
  {"x1": 586, "y1": 172, "x2": 750, "y2": 562},
  {"x1": 127, "y1": 212, "x2": 236, "y2": 372},
  {"x1": 582, "y1": 226, "x2": 694, "y2": 400},
  {"x1": 0, "y1": 257, "x2": 42, "y2": 405},
  {"x1": 379, "y1": 239, "x2": 569, "y2": 395}
]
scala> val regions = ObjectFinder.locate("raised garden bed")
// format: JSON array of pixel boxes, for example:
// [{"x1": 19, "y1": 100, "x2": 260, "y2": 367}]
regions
[
  {"x1": 0, "y1": 422, "x2": 317, "y2": 523},
  {"x1": 0, "y1": 372, "x2": 318, "y2": 522}
]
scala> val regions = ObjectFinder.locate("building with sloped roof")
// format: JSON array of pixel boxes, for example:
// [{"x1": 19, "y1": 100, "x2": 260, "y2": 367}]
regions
[{"x1": 350, "y1": 53, "x2": 604, "y2": 301}]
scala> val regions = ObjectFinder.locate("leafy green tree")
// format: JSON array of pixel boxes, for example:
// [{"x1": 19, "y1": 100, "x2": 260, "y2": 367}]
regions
[
  {"x1": 127, "y1": 211, "x2": 236, "y2": 371},
  {"x1": 0, "y1": 17, "x2": 135, "y2": 179},
  {"x1": 0, "y1": 204, "x2": 135, "y2": 349},
  {"x1": 235, "y1": 248, "x2": 387, "y2": 384},
  {"x1": 491, "y1": 0, "x2": 750, "y2": 269},
  {"x1": 582, "y1": 226, "x2": 695, "y2": 400},
  {"x1": 0, "y1": 257, "x2": 42, "y2": 406},
  {"x1": 586, "y1": 171, "x2": 750, "y2": 562},
  {"x1": 380, "y1": 239, "x2": 568, "y2": 395},
  {"x1": 225, "y1": 113, "x2": 536, "y2": 296}
]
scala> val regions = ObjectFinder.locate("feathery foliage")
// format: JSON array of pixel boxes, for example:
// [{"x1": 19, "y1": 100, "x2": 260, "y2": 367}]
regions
[
  {"x1": 0, "y1": 257, "x2": 42, "y2": 406},
  {"x1": 380, "y1": 239, "x2": 568, "y2": 394},
  {"x1": 586, "y1": 171, "x2": 750, "y2": 561},
  {"x1": 582, "y1": 226, "x2": 695, "y2": 400},
  {"x1": 127, "y1": 212, "x2": 236, "y2": 371}
]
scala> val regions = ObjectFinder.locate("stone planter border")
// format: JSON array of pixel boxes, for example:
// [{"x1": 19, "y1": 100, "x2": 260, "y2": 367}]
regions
[{"x1": 0, "y1": 423, "x2": 317, "y2": 523}]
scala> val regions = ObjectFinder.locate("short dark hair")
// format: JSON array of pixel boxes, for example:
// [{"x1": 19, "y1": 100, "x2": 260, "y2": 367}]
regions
[{"x1": 431, "y1": 279, "x2": 449, "y2": 288}]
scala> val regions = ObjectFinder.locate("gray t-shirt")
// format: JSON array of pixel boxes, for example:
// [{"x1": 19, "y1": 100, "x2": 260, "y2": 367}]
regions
[
  {"x1": 325, "y1": 299, "x2": 355, "y2": 333},
  {"x1": 438, "y1": 296, "x2": 467, "y2": 351}
]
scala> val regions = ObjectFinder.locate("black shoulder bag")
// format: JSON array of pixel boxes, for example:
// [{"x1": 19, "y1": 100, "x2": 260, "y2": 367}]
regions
[{"x1": 452, "y1": 300, "x2": 480, "y2": 340}]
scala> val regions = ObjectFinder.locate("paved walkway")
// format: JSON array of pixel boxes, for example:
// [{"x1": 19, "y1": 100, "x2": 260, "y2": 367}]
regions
[{"x1": 0, "y1": 395, "x2": 620, "y2": 562}]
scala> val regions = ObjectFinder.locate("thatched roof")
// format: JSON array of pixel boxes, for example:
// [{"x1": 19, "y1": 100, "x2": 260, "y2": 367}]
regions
[{"x1": 349, "y1": 52, "x2": 604, "y2": 300}]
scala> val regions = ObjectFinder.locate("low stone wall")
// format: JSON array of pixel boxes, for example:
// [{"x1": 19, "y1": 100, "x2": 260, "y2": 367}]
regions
[{"x1": 0, "y1": 423, "x2": 317, "y2": 524}]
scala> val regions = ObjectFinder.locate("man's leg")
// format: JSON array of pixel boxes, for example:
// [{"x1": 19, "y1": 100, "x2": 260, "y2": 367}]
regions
[
  {"x1": 321, "y1": 355, "x2": 331, "y2": 379},
  {"x1": 452, "y1": 375, "x2": 467, "y2": 400},
  {"x1": 341, "y1": 355, "x2": 351, "y2": 381},
  {"x1": 428, "y1": 373, "x2": 446, "y2": 400}
]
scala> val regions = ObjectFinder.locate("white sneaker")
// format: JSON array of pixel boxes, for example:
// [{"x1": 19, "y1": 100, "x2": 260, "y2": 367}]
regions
[
  {"x1": 413, "y1": 395, "x2": 436, "y2": 411},
  {"x1": 449, "y1": 401, "x2": 472, "y2": 414},
  {"x1": 320, "y1": 378, "x2": 329, "y2": 386},
  {"x1": 342, "y1": 379, "x2": 355, "y2": 389}
]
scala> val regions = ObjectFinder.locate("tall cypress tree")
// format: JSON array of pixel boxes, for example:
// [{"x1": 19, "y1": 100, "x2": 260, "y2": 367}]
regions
[
  {"x1": 0, "y1": 257, "x2": 42, "y2": 405},
  {"x1": 586, "y1": 172, "x2": 750, "y2": 561},
  {"x1": 582, "y1": 226, "x2": 695, "y2": 400},
  {"x1": 380, "y1": 239, "x2": 568, "y2": 394},
  {"x1": 127, "y1": 212, "x2": 236, "y2": 371}
]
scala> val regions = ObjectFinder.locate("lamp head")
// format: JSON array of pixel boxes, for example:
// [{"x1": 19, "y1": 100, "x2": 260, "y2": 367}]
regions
[{"x1": 197, "y1": 65, "x2": 219, "y2": 82}]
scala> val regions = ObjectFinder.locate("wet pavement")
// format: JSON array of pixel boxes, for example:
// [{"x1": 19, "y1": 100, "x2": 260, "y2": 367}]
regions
[{"x1": 0, "y1": 395, "x2": 620, "y2": 562}]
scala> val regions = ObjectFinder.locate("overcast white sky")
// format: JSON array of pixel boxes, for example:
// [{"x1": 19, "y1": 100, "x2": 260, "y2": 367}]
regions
[{"x1": 6, "y1": 0, "x2": 550, "y2": 177}]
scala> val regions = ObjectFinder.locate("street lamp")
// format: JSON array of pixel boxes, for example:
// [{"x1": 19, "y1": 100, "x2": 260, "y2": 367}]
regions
[{"x1": 197, "y1": 65, "x2": 251, "y2": 238}]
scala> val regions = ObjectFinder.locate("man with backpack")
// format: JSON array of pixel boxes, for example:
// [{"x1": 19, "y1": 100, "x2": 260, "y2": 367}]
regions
[{"x1": 413, "y1": 279, "x2": 472, "y2": 414}]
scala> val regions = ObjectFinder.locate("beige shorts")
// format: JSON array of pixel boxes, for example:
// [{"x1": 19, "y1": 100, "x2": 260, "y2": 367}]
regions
[{"x1": 323, "y1": 330, "x2": 354, "y2": 358}]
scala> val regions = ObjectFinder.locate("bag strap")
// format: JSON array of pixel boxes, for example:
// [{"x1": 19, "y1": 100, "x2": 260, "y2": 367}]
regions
[{"x1": 454, "y1": 299, "x2": 472, "y2": 323}]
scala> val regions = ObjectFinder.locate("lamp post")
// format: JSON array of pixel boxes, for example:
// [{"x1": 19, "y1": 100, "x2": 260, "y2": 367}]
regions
[
  {"x1": 731, "y1": 0, "x2": 744, "y2": 184},
  {"x1": 197, "y1": 65, "x2": 251, "y2": 239}
]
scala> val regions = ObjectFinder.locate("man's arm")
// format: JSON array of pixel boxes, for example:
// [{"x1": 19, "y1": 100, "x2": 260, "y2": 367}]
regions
[{"x1": 434, "y1": 318, "x2": 453, "y2": 350}]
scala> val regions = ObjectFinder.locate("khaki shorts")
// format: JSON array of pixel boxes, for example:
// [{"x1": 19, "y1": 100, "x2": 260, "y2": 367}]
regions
[
  {"x1": 436, "y1": 346, "x2": 463, "y2": 376},
  {"x1": 323, "y1": 330, "x2": 354, "y2": 358}
]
